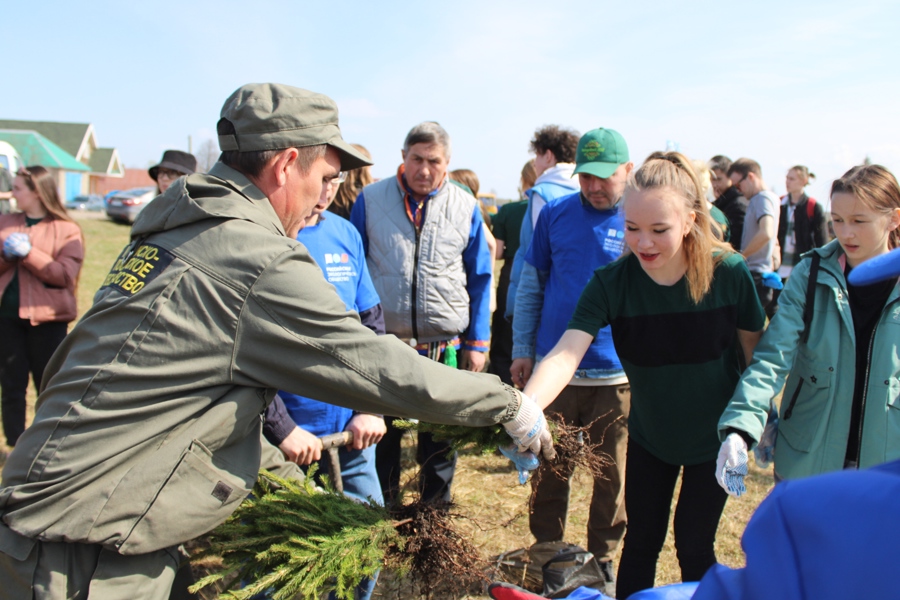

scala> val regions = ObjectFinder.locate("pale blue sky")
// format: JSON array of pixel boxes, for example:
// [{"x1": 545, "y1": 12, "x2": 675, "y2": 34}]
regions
[{"x1": 3, "y1": 0, "x2": 898, "y2": 202}]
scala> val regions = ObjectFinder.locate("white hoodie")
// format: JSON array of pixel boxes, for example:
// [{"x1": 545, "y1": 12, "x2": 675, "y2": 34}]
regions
[{"x1": 530, "y1": 162, "x2": 578, "y2": 227}]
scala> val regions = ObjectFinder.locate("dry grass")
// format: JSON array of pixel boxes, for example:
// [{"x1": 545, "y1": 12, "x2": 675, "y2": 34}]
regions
[
  {"x1": 387, "y1": 440, "x2": 773, "y2": 597},
  {"x1": 0, "y1": 216, "x2": 774, "y2": 598}
]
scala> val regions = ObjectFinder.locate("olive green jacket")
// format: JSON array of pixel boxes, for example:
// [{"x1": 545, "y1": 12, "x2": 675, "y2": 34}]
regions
[{"x1": 0, "y1": 163, "x2": 518, "y2": 556}]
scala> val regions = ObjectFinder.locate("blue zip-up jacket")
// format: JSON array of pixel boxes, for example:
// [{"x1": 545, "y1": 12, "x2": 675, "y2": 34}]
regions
[
  {"x1": 719, "y1": 240, "x2": 900, "y2": 479},
  {"x1": 511, "y1": 191, "x2": 624, "y2": 378},
  {"x1": 505, "y1": 166, "x2": 579, "y2": 319}
]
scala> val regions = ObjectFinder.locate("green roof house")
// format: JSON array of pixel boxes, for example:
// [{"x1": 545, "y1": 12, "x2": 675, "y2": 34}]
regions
[{"x1": 0, "y1": 119, "x2": 123, "y2": 201}]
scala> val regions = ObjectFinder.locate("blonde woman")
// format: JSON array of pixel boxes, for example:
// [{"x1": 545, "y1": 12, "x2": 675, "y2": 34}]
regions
[{"x1": 522, "y1": 152, "x2": 765, "y2": 598}]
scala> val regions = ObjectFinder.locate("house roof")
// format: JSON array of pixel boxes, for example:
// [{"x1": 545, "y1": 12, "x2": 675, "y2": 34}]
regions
[
  {"x1": 0, "y1": 130, "x2": 90, "y2": 172},
  {"x1": 89, "y1": 147, "x2": 124, "y2": 177},
  {"x1": 0, "y1": 120, "x2": 95, "y2": 162}
]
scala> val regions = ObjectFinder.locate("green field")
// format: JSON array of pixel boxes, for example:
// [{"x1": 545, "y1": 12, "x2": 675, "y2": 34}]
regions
[{"x1": 0, "y1": 213, "x2": 772, "y2": 596}]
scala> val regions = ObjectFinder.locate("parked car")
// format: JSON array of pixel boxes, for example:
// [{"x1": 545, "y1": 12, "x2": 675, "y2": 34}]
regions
[
  {"x1": 0, "y1": 141, "x2": 24, "y2": 175},
  {"x1": 106, "y1": 187, "x2": 157, "y2": 224},
  {"x1": 66, "y1": 194, "x2": 105, "y2": 212}
]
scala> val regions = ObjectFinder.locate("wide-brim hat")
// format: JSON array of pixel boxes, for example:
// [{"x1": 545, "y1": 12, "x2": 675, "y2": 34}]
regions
[
  {"x1": 149, "y1": 150, "x2": 198, "y2": 181},
  {"x1": 572, "y1": 128, "x2": 629, "y2": 179},
  {"x1": 217, "y1": 83, "x2": 373, "y2": 171}
]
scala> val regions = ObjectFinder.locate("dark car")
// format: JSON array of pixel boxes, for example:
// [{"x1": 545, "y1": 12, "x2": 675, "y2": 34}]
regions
[
  {"x1": 66, "y1": 194, "x2": 105, "y2": 212},
  {"x1": 106, "y1": 187, "x2": 157, "y2": 224}
]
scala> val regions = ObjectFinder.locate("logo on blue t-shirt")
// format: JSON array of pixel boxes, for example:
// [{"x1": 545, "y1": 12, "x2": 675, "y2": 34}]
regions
[
  {"x1": 604, "y1": 229, "x2": 626, "y2": 254},
  {"x1": 321, "y1": 250, "x2": 357, "y2": 283},
  {"x1": 325, "y1": 253, "x2": 349, "y2": 264}
]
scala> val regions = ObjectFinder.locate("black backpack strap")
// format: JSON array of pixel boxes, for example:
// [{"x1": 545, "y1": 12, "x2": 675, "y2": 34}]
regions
[{"x1": 800, "y1": 253, "x2": 821, "y2": 344}]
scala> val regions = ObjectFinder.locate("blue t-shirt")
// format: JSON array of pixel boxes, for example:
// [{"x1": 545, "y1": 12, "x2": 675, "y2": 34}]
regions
[
  {"x1": 279, "y1": 213, "x2": 380, "y2": 436},
  {"x1": 526, "y1": 192, "x2": 624, "y2": 373}
]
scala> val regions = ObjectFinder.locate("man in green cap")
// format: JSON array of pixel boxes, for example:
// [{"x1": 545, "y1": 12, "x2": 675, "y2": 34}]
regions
[
  {"x1": 509, "y1": 128, "x2": 632, "y2": 595},
  {"x1": 0, "y1": 83, "x2": 554, "y2": 599}
]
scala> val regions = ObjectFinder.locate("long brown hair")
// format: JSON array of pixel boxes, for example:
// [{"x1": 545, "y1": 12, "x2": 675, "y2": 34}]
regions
[
  {"x1": 831, "y1": 164, "x2": 900, "y2": 250},
  {"x1": 17, "y1": 166, "x2": 76, "y2": 223},
  {"x1": 626, "y1": 152, "x2": 733, "y2": 304},
  {"x1": 329, "y1": 144, "x2": 373, "y2": 219},
  {"x1": 520, "y1": 159, "x2": 537, "y2": 197}
]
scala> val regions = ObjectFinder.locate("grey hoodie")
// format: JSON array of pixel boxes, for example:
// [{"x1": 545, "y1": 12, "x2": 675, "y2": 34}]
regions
[{"x1": 0, "y1": 163, "x2": 519, "y2": 556}]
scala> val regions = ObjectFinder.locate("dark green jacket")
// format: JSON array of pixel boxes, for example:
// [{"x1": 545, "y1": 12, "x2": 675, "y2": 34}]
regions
[{"x1": 0, "y1": 163, "x2": 518, "y2": 555}]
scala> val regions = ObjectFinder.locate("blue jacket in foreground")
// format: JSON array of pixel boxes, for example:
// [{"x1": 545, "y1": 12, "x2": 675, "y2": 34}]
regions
[
  {"x1": 718, "y1": 239, "x2": 900, "y2": 479},
  {"x1": 693, "y1": 459, "x2": 900, "y2": 600}
]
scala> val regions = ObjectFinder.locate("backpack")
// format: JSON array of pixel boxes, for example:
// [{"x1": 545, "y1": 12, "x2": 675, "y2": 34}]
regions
[{"x1": 800, "y1": 252, "x2": 821, "y2": 344}]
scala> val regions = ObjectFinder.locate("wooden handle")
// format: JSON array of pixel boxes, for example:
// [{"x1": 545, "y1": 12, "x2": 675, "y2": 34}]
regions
[{"x1": 319, "y1": 431, "x2": 353, "y2": 450}]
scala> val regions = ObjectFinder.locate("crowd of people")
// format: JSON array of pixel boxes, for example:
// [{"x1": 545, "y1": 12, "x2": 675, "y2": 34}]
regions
[{"x1": 0, "y1": 82, "x2": 899, "y2": 600}]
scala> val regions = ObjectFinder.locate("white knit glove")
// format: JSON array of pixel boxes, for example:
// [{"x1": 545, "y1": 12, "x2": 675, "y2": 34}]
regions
[
  {"x1": 3, "y1": 233, "x2": 31, "y2": 259},
  {"x1": 716, "y1": 433, "x2": 749, "y2": 497},
  {"x1": 503, "y1": 391, "x2": 555, "y2": 460}
]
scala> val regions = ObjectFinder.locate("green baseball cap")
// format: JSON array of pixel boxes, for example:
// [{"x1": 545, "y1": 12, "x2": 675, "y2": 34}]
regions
[
  {"x1": 217, "y1": 83, "x2": 373, "y2": 171},
  {"x1": 572, "y1": 128, "x2": 629, "y2": 179}
]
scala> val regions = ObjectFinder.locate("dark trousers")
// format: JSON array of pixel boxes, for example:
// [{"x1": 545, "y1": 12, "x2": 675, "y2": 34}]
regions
[
  {"x1": 376, "y1": 418, "x2": 457, "y2": 504},
  {"x1": 529, "y1": 384, "x2": 630, "y2": 562},
  {"x1": 0, "y1": 317, "x2": 68, "y2": 446},
  {"x1": 751, "y1": 272, "x2": 777, "y2": 319},
  {"x1": 616, "y1": 438, "x2": 728, "y2": 600},
  {"x1": 488, "y1": 261, "x2": 514, "y2": 386}
]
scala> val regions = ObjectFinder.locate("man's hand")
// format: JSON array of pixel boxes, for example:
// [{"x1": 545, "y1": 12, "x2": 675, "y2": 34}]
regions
[
  {"x1": 278, "y1": 426, "x2": 322, "y2": 466},
  {"x1": 510, "y1": 357, "x2": 534, "y2": 389},
  {"x1": 460, "y1": 349, "x2": 486, "y2": 372},
  {"x1": 503, "y1": 390, "x2": 555, "y2": 460},
  {"x1": 345, "y1": 413, "x2": 386, "y2": 450}
]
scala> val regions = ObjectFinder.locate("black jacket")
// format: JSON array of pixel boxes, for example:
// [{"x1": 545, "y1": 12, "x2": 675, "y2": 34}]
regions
[
  {"x1": 714, "y1": 186, "x2": 749, "y2": 251},
  {"x1": 778, "y1": 193, "x2": 829, "y2": 256}
]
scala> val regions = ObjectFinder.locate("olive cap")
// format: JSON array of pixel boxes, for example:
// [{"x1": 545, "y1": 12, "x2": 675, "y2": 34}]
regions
[{"x1": 217, "y1": 83, "x2": 372, "y2": 171}]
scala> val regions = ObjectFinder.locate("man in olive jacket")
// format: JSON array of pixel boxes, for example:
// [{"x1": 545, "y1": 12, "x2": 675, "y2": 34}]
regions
[{"x1": 0, "y1": 83, "x2": 553, "y2": 599}]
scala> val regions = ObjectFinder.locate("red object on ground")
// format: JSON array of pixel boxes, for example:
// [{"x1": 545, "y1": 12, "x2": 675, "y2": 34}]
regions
[{"x1": 488, "y1": 582, "x2": 547, "y2": 600}]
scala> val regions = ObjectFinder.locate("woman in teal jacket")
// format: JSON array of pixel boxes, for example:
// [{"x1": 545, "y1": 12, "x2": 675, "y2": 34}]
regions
[{"x1": 718, "y1": 164, "x2": 900, "y2": 482}]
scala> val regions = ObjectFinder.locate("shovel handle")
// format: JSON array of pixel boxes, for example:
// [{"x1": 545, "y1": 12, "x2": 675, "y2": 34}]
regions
[{"x1": 319, "y1": 431, "x2": 353, "y2": 450}]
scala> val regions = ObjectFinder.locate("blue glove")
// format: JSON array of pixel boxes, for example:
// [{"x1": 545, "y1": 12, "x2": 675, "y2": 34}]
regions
[
  {"x1": 3, "y1": 232, "x2": 31, "y2": 258},
  {"x1": 761, "y1": 271, "x2": 783, "y2": 290},
  {"x1": 499, "y1": 445, "x2": 540, "y2": 485}
]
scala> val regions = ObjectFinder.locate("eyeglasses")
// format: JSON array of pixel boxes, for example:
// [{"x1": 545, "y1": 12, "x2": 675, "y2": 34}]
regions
[
  {"x1": 731, "y1": 176, "x2": 745, "y2": 189},
  {"x1": 328, "y1": 172, "x2": 347, "y2": 187},
  {"x1": 157, "y1": 168, "x2": 183, "y2": 181}
]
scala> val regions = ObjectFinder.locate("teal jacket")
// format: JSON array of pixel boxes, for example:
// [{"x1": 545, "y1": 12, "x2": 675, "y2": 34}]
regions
[{"x1": 719, "y1": 240, "x2": 900, "y2": 480}]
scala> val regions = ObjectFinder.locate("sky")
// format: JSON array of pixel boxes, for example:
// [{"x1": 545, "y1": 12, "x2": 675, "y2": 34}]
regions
[{"x1": 3, "y1": 0, "x2": 899, "y2": 204}]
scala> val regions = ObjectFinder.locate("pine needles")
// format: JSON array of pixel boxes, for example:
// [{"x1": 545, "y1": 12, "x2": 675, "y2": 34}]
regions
[
  {"x1": 190, "y1": 468, "x2": 398, "y2": 600},
  {"x1": 191, "y1": 468, "x2": 489, "y2": 600},
  {"x1": 393, "y1": 419, "x2": 509, "y2": 456}
]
